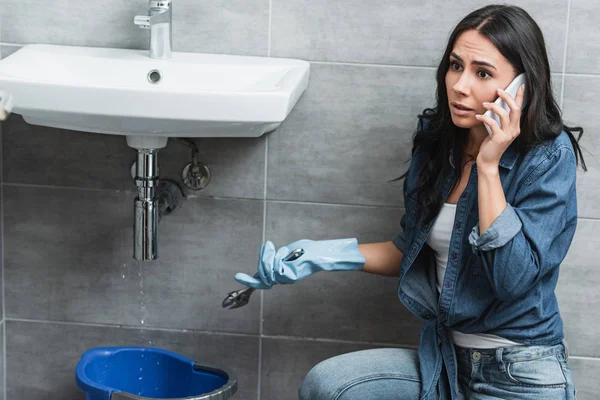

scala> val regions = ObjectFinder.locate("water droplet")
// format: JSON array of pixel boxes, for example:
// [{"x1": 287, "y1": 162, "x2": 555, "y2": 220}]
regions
[{"x1": 139, "y1": 376, "x2": 143, "y2": 380}]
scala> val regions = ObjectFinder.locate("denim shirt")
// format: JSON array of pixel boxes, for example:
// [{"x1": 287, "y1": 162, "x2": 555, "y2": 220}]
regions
[{"x1": 392, "y1": 118, "x2": 578, "y2": 399}]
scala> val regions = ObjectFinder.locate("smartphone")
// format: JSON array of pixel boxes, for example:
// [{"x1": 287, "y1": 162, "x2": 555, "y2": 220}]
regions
[
  {"x1": 0, "y1": 91, "x2": 13, "y2": 121},
  {"x1": 483, "y1": 73, "x2": 527, "y2": 136}
]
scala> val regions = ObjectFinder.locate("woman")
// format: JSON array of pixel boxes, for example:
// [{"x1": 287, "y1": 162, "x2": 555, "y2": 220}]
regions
[{"x1": 235, "y1": 4, "x2": 585, "y2": 399}]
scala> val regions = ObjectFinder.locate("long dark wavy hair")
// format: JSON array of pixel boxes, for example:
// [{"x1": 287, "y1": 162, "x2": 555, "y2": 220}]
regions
[{"x1": 399, "y1": 4, "x2": 587, "y2": 226}]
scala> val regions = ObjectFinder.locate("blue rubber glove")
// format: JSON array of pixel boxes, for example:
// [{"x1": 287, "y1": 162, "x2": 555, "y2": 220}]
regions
[{"x1": 234, "y1": 238, "x2": 366, "y2": 290}]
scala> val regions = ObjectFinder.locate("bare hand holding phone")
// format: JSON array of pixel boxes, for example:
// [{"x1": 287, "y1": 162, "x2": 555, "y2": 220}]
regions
[{"x1": 482, "y1": 73, "x2": 527, "y2": 137}]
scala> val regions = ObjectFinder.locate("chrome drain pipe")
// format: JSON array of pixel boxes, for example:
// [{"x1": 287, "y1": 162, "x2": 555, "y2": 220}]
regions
[{"x1": 134, "y1": 149, "x2": 160, "y2": 261}]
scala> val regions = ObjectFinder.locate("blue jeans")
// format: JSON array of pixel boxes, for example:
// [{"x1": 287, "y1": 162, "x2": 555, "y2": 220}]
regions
[{"x1": 298, "y1": 342, "x2": 577, "y2": 399}]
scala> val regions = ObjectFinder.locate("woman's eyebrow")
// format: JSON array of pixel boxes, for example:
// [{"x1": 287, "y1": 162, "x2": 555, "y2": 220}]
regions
[{"x1": 450, "y1": 52, "x2": 497, "y2": 70}]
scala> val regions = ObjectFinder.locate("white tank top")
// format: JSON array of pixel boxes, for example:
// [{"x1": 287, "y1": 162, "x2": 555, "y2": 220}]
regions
[{"x1": 426, "y1": 203, "x2": 522, "y2": 349}]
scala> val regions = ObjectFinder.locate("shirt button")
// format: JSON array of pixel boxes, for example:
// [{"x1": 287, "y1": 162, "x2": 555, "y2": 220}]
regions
[
  {"x1": 444, "y1": 282, "x2": 451, "y2": 288},
  {"x1": 455, "y1": 222, "x2": 461, "y2": 229},
  {"x1": 450, "y1": 253, "x2": 458, "y2": 261},
  {"x1": 472, "y1": 351, "x2": 481, "y2": 361}
]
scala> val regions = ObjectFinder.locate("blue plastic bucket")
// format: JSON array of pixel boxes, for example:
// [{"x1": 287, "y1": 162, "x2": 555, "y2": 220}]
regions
[{"x1": 76, "y1": 347, "x2": 237, "y2": 400}]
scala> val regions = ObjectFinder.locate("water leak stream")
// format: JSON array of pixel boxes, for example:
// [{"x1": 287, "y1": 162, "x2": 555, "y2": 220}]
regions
[{"x1": 123, "y1": 260, "x2": 158, "y2": 395}]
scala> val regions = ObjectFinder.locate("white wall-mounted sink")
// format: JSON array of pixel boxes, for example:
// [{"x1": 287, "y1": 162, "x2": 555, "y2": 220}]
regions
[{"x1": 0, "y1": 44, "x2": 310, "y2": 149}]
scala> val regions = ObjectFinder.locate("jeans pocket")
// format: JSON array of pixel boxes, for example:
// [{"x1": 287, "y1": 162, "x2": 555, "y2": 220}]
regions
[{"x1": 505, "y1": 355, "x2": 567, "y2": 388}]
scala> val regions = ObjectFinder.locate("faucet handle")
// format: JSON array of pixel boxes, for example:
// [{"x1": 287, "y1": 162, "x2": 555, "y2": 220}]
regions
[{"x1": 134, "y1": 15, "x2": 151, "y2": 29}]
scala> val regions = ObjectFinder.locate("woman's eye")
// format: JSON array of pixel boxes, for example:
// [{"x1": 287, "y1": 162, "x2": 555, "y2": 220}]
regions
[
  {"x1": 450, "y1": 61, "x2": 462, "y2": 71},
  {"x1": 477, "y1": 70, "x2": 492, "y2": 79}
]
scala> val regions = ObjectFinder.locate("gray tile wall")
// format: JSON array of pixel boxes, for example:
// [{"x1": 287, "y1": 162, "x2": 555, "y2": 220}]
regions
[{"x1": 0, "y1": 0, "x2": 598, "y2": 399}]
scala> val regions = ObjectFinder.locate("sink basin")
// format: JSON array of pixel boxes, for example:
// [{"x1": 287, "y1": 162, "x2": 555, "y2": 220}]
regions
[{"x1": 0, "y1": 44, "x2": 310, "y2": 148}]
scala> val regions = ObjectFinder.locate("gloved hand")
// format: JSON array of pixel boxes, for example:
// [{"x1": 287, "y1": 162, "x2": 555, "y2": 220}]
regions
[{"x1": 234, "y1": 238, "x2": 366, "y2": 290}]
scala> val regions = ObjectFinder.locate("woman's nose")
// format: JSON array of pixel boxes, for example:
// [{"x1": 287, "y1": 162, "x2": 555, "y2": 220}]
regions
[{"x1": 453, "y1": 75, "x2": 471, "y2": 96}]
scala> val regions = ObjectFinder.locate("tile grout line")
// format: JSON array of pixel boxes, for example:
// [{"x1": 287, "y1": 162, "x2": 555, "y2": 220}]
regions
[
  {"x1": 1, "y1": 119, "x2": 5, "y2": 400},
  {"x1": 4, "y1": 317, "x2": 419, "y2": 346},
  {"x1": 1, "y1": 182, "x2": 406, "y2": 210},
  {"x1": 258, "y1": 148, "x2": 267, "y2": 400},
  {"x1": 1, "y1": 182, "x2": 137, "y2": 193},
  {"x1": 257, "y1": 3, "x2": 274, "y2": 398},
  {"x1": 257, "y1": 142, "x2": 267, "y2": 400},
  {"x1": 262, "y1": 334, "x2": 420, "y2": 349},
  {"x1": 267, "y1": 0, "x2": 272, "y2": 58},
  {"x1": 561, "y1": 72, "x2": 600, "y2": 78},
  {"x1": 267, "y1": 198, "x2": 404, "y2": 210},
  {"x1": 5, "y1": 318, "x2": 261, "y2": 337},
  {"x1": 567, "y1": 355, "x2": 600, "y2": 362},
  {"x1": 559, "y1": 0, "x2": 571, "y2": 110},
  {"x1": 257, "y1": 137, "x2": 268, "y2": 400}
]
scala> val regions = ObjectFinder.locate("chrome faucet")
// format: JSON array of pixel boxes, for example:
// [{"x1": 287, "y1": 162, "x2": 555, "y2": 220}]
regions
[{"x1": 134, "y1": 0, "x2": 173, "y2": 59}]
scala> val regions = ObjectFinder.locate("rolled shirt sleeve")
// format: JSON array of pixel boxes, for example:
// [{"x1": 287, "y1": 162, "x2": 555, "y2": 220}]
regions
[{"x1": 468, "y1": 203, "x2": 523, "y2": 252}]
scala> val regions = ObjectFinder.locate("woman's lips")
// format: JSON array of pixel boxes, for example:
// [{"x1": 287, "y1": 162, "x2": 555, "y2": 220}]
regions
[{"x1": 451, "y1": 103, "x2": 474, "y2": 116}]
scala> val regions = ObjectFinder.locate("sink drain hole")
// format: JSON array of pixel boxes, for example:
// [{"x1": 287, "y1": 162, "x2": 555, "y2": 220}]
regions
[{"x1": 147, "y1": 70, "x2": 162, "y2": 84}]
